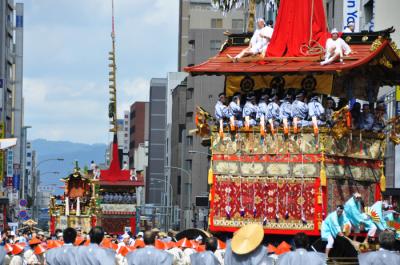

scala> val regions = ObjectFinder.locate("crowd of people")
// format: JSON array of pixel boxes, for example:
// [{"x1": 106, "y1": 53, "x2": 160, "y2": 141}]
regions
[
  {"x1": 0, "y1": 217, "x2": 399, "y2": 264},
  {"x1": 101, "y1": 192, "x2": 136, "y2": 204},
  {"x1": 215, "y1": 89, "x2": 387, "y2": 135}
]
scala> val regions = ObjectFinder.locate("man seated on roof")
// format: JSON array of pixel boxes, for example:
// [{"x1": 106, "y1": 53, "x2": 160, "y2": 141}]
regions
[
  {"x1": 257, "y1": 91, "x2": 269, "y2": 130},
  {"x1": 243, "y1": 93, "x2": 259, "y2": 128},
  {"x1": 226, "y1": 93, "x2": 243, "y2": 129},
  {"x1": 320, "y1": 28, "x2": 352, "y2": 66},
  {"x1": 267, "y1": 94, "x2": 281, "y2": 133},
  {"x1": 343, "y1": 22, "x2": 355, "y2": 33},
  {"x1": 227, "y1": 18, "x2": 273, "y2": 62},
  {"x1": 292, "y1": 90, "x2": 310, "y2": 129},
  {"x1": 360, "y1": 104, "x2": 374, "y2": 130}
]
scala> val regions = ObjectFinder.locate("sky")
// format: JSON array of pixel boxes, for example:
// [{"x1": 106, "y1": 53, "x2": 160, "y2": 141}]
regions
[{"x1": 21, "y1": 0, "x2": 179, "y2": 144}]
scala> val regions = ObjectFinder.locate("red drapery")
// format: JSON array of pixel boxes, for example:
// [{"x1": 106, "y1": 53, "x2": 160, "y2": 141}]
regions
[
  {"x1": 100, "y1": 136, "x2": 131, "y2": 182},
  {"x1": 267, "y1": 0, "x2": 329, "y2": 57},
  {"x1": 91, "y1": 215, "x2": 97, "y2": 228},
  {"x1": 50, "y1": 216, "x2": 56, "y2": 235}
]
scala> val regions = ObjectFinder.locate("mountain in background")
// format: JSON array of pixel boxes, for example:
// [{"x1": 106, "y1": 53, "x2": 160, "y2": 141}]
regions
[{"x1": 31, "y1": 139, "x2": 107, "y2": 194}]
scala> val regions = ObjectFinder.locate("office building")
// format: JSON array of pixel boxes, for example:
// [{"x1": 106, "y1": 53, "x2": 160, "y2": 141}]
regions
[
  {"x1": 147, "y1": 78, "x2": 167, "y2": 204},
  {"x1": 1, "y1": 1, "x2": 27, "y2": 211},
  {"x1": 173, "y1": 0, "x2": 244, "y2": 229},
  {"x1": 128, "y1": 102, "x2": 149, "y2": 168}
]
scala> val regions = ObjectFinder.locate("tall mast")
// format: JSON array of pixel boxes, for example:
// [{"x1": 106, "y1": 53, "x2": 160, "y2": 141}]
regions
[{"x1": 108, "y1": 0, "x2": 117, "y2": 133}]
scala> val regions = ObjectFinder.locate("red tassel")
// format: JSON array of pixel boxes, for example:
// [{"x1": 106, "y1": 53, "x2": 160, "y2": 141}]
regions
[
  {"x1": 346, "y1": 111, "x2": 352, "y2": 128},
  {"x1": 374, "y1": 183, "x2": 382, "y2": 201}
]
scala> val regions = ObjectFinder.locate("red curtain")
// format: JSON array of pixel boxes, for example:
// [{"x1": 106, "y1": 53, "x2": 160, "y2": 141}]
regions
[
  {"x1": 129, "y1": 217, "x2": 136, "y2": 235},
  {"x1": 50, "y1": 216, "x2": 56, "y2": 235},
  {"x1": 91, "y1": 215, "x2": 97, "y2": 228},
  {"x1": 267, "y1": 0, "x2": 329, "y2": 57}
]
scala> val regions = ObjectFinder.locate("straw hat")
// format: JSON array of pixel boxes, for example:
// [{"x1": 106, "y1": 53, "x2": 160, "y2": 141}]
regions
[
  {"x1": 74, "y1": 237, "x2": 86, "y2": 246},
  {"x1": 12, "y1": 243, "x2": 25, "y2": 255},
  {"x1": 4, "y1": 243, "x2": 13, "y2": 253},
  {"x1": 134, "y1": 239, "x2": 145, "y2": 248},
  {"x1": 47, "y1": 240, "x2": 63, "y2": 249},
  {"x1": 231, "y1": 223, "x2": 264, "y2": 255},
  {"x1": 118, "y1": 246, "x2": 130, "y2": 256},
  {"x1": 29, "y1": 237, "x2": 42, "y2": 246},
  {"x1": 217, "y1": 239, "x2": 226, "y2": 250},
  {"x1": 155, "y1": 239, "x2": 167, "y2": 250},
  {"x1": 34, "y1": 244, "x2": 46, "y2": 255},
  {"x1": 176, "y1": 238, "x2": 192, "y2": 249}
]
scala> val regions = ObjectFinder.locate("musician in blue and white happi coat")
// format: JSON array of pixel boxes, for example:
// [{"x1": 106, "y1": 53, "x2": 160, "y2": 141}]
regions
[
  {"x1": 257, "y1": 92, "x2": 269, "y2": 128},
  {"x1": 360, "y1": 104, "x2": 374, "y2": 130},
  {"x1": 321, "y1": 205, "x2": 351, "y2": 256},
  {"x1": 280, "y1": 93, "x2": 293, "y2": 134},
  {"x1": 344, "y1": 193, "x2": 377, "y2": 242},
  {"x1": 291, "y1": 91, "x2": 309, "y2": 127},
  {"x1": 267, "y1": 94, "x2": 281, "y2": 132},
  {"x1": 215, "y1": 92, "x2": 229, "y2": 133},
  {"x1": 243, "y1": 93, "x2": 258, "y2": 128},
  {"x1": 308, "y1": 94, "x2": 325, "y2": 125},
  {"x1": 227, "y1": 93, "x2": 243, "y2": 128}
]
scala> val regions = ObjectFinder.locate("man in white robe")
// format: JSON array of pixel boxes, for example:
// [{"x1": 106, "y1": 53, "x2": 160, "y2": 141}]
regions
[
  {"x1": 228, "y1": 18, "x2": 273, "y2": 62},
  {"x1": 321, "y1": 28, "x2": 352, "y2": 65},
  {"x1": 343, "y1": 22, "x2": 355, "y2": 33},
  {"x1": 276, "y1": 233, "x2": 325, "y2": 265}
]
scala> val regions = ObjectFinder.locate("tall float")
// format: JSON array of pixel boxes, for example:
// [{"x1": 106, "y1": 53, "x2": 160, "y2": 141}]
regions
[{"x1": 186, "y1": 0, "x2": 400, "y2": 235}]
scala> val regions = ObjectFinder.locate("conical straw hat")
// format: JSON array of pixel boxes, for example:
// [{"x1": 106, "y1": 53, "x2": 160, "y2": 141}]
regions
[{"x1": 231, "y1": 223, "x2": 264, "y2": 255}]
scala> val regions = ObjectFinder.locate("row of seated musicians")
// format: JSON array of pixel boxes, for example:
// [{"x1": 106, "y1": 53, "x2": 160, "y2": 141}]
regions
[{"x1": 214, "y1": 90, "x2": 386, "y2": 133}]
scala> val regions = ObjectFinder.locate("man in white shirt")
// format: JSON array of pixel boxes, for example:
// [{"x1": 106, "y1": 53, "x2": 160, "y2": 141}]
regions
[
  {"x1": 321, "y1": 28, "x2": 352, "y2": 65},
  {"x1": 228, "y1": 18, "x2": 273, "y2": 62}
]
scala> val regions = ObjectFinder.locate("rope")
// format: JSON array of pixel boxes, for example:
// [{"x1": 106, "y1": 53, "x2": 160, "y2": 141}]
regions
[{"x1": 300, "y1": 0, "x2": 325, "y2": 56}]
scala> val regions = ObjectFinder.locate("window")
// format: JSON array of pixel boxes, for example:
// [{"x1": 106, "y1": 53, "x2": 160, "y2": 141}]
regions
[
  {"x1": 186, "y1": 112, "x2": 193, "y2": 123},
  {"x1": 232, "y1": 19, "x2": 244, "y2": 30},
  {"x1": 186, "y1": 136, "x2": 193, "y2": 146},
  {"x1": 27, "y1": 153, "x2": 31, "y2": 157},
  {"x1": 186, "y1": 160, "x2": 192, "y2": 171},
  {"x1": 210, "y1": 40, "x2": 221, "y2": 54},
  {"x1": 27, "y1": 162, "x2": 31, "y2": 167},
  {"x1": 186, "y1": 88, "x2": 193, "y2": 100},
  {"x1": 211, "y1": 18, "x2": 223, "y2": 29},
  {"x1": 177, "y1": 175, "x2": 181, "y2": 195},
  {"x1": 178, "y1": 124, "x2": 185, "y2": 143}
]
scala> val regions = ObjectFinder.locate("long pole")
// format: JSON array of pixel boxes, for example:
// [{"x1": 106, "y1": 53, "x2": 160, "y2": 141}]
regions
[{"x1": 166, "y1": 166, "x2": 192, "y2": 229}]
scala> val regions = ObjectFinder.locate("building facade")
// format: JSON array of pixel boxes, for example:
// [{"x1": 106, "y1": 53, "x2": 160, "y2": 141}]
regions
[
  {"x1": 128, "y1": 102, "x2": 149, "y2": 168},
  {"x1": 147, "y1": 78, "x2": 167, "y2": 204},
  {"x1": 174, "y1": 0, "x2": 245, "y2": 229},
  {"x1": 0, "y1": 1, "x2": 26, "y2": 217}
]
